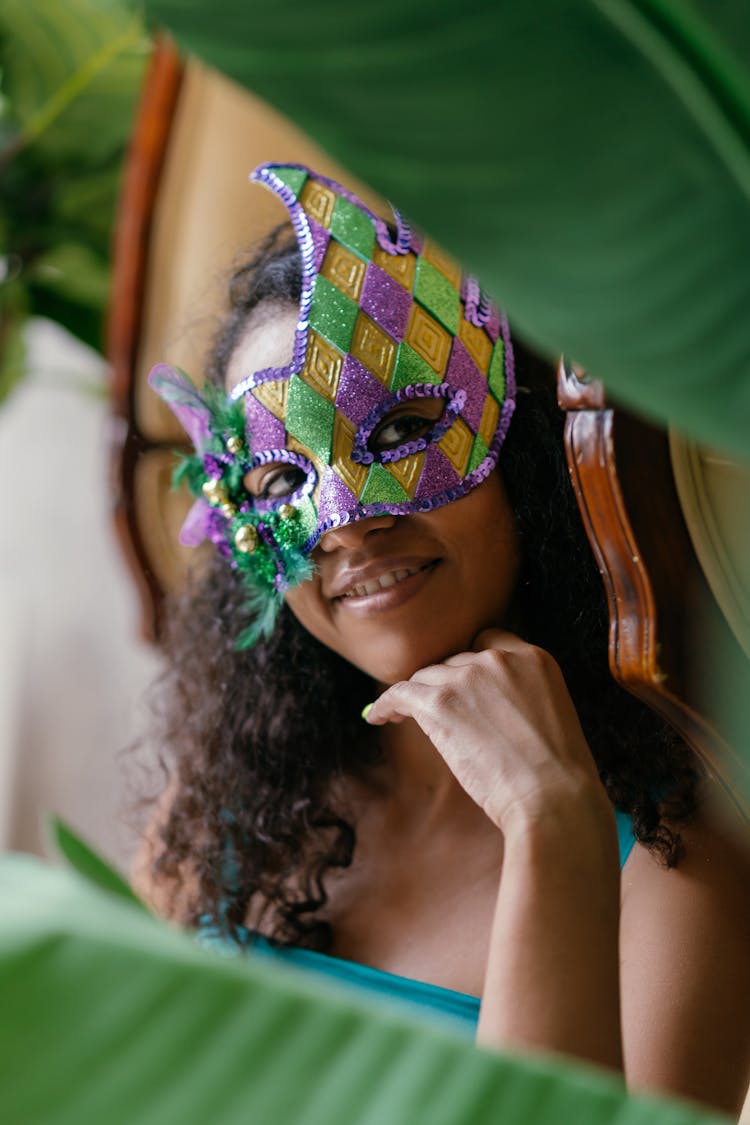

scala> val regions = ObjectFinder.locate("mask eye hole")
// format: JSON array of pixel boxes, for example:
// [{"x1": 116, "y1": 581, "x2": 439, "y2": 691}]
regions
[
  {"x1": 367, "y1": 398, "x2": 445, "y2": 455},
  {"x1": 244, "y1": 463, "x2": 307, "y2": 502}
]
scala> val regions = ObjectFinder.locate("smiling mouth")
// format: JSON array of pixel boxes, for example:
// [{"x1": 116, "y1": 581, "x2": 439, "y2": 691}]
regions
[{"x1": 338, "y1": 561, "x2": 437, "y2": 600}]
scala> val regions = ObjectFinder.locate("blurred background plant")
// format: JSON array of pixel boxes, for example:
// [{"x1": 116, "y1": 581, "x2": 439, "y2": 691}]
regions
[{"x1": 0, "y1": 0, "x2": 151, "y2": 404}]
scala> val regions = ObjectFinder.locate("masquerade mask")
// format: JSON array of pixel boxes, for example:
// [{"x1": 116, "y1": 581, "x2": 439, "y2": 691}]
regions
[{"x1": 150, "y1": 163, "x2": 515, "y2": 645}]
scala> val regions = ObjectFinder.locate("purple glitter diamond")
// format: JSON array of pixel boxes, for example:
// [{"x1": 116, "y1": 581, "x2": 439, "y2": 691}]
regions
[
  {"x1": 316, "y1": 469, "x2": 359, "y2": 532},
  {"x1": 444, "y1": 338, "x2": 491, "y2": 431},
  {"x1": 308, "y1": 217, "x2": 332, "y2": 272},
  {"x1": 244, "y1": 394, "x2": 288, "y2": 454},
  {"x1": 414, "y1": 444, "x2": 461, "y2": 500},
  {"x1": 334, "y1": 355, "x2": 392, "y2": 426},
  {"x1": 360, "y1": 263, "x2": 413, "y2": 343}
]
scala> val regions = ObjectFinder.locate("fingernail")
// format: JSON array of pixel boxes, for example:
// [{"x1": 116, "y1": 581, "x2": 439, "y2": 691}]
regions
[{"x1": 361, "y1": 703, "x2": 374, "y2": 721}]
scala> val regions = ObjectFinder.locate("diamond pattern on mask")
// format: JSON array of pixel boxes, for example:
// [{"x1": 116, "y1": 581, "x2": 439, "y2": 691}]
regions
[
  {"x1": 301, "y1": 330, "x2": 344, "y2": 402},
  {"x1": 438, "y1": 416, "x2": 474, "y2": 476},
  {"x1": 478, "y1": 395, "x2": 500, "y2": 448},
  {"x1": 332, "y1": 412, "x2": 368, "y2": 497},
  {"x1": 390, "y1": 342, "x2": 442, "y2": 391},
  {"x1": 320, "y1": 240, "x2": 366, "y2": 302},
  {"x1": 459, "y1": 313, "x2": 493, "y2": 373},
  {"x1": 414, "y1": 258, "x2": 460, "y2": 334},
  {"x1": 385, "y1": 451, "x2": 426, "y2": 499},
  {"x1": 300, "y1": 178, "x2": 337, "y2": 227},
  {"x1": 468, "y1": 433, "x2": 490, "y2": 474},
  {"x1": 309, "y1": 276, "x2": 359, "y2": 352},
  {"x1": 334, "y1": 356, "x2": 391, "y2": 427},
  {"x1": 361, "y1": 263, "x2": 412, "y2": 342},
  {"x1": 444, "y1": 338, "x2": 493, "y2": 431},
  {"x1": 414, "y1": 445, "x2": 461, "y2": 499},
  {"x1": 422, "y1": 239, "x2": 462, "y2": 288},
  {"x1": 361, "y1": 462, "x2": 410, "y2": 505},
  {"x1": 329, "y1": 195, "x2": 376, "y2": 258},
  {"x1": 286, "y1": 376, "x2": 335, "y2": 464},
  {"x1": 373, "y1": 244, "x2": 416, "y2": 290},
  {"x1": 405, "y1": 304, "x2": 451, "y2": 377},
  {"x1": 488, "y1": 340, "x2": 507, "y2": 401},
  {"x1": 351, "y1": 311, "x2": 397, "y2": 386},
  {"x1": 251, "y1": 379, "x2": 289, "y2": 422},
  {"x1": 244, "y1": 392, "x2": 286, "y2": 454}
]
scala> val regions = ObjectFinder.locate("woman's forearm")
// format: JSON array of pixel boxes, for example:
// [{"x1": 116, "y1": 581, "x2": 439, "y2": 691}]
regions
[{"x1": 477, "y1": 790, "x2": 623, "y2": 1074}]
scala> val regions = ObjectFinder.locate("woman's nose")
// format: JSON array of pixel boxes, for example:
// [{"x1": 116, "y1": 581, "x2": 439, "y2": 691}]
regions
[{"x1": 317, "y1": 512, "x2": 398, "y2": 553}]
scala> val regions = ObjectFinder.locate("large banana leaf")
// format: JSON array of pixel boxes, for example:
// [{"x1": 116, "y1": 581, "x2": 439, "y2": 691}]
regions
[
  {"x1": 142, "y1": 0, "x2": 750, "y2": 458},
  {"x1": 0, "y1": 854, "x2": 729, "y2": 1125},
  {"x1": 0, "y1": 0, "x2": 149, "y2": 398}
]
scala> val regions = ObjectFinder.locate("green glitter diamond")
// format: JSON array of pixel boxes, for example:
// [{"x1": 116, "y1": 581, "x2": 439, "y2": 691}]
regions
[
  {"x1": 330, "y1": 197, "x2": 376, "y2": 258},
  {"x1": 468, "y1": 433, "x2": 489, "y2": 474},
  {"x1": 272, "y1": 167, "x2": 308, "y2": 196},
  {"x1": 413, "y1": 259, "x2": 460, "y2": 335},
  {"x1": 391, "y1": 342, "x2": 443, "y2": 390},
  {"x1": 487, "y1": 340, "x2": 506, "y2": 402},
  {"x1": 285, "y1": 376, "x2": 335, "y2": 463},
  {"x1": 309, "y1": 275, "x2": 359, "y2": 352},
  {"x1": 361, "y1": 462, "x2": 410, "y2": 505}
]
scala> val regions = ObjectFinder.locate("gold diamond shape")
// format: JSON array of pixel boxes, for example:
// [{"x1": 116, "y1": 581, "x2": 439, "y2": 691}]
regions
[
  {"x1": 478, "y1": 395, "x2": 499, "y2": 447},
  {"x1": 373, "y1": 245, "x2": 416, "y2": 290},
  {"x1": 332, "y1": 412, "x2": 368, "y2": 498},
  {"x1": 351, "y1": 311, "x2": 396, "y2": 385},
  {"x1": 321, "y1": 241, "x2": 366, "y2": 302},
  {"x1": 458, "y1": 315, "x2": 492, "y2": 374},
  {"x1": 438, "y1": 418, "x2": 473, "y2": 475},
  {"x1": 385, "y1": 451, "x2": 425, "y2": 499},
  {"x1": 406, "y1": 304, "x2": 451, "y2": 376},
  {"x1": 300, "y1": 179, "x2": 336, "y2": 228},
  {"x1": 301, "y1": 330, "x2": 343, "y2": 402},
  {"x1": 422, "y1": 239, "x2": 462, "y2": 288},
  {"x1": 251, "y1": 379, "x2": 289, "y2": 422}
]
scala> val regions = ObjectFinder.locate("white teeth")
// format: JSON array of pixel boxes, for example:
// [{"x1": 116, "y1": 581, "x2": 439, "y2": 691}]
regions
[{"x1": 342, "y1": 565, "x2": 425, "y2": 599}]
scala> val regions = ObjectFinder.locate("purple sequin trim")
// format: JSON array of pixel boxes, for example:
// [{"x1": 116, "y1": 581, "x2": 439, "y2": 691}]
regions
[
  {"x1": 229, "y1": 165, "x2": 317, "y2": 404},
  {"x1": 248, "y1": 448, "x2": 316, "y2": 512},
  {"x1": 351, "y1": 384, "x2": 465, "y2": 466},
  {"x1": 464, "y1": 275, "x2": 492, "y2": 329}
]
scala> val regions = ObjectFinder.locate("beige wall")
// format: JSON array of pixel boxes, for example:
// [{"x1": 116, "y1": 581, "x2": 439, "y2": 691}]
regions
[{"x1": 0, "y1": 319, "x2": 160, "y2": 872}]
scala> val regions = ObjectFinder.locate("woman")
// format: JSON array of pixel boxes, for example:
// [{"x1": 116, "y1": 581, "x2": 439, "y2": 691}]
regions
[{"x1": 139, "y1": 163, "x2": 750, "y2": 1115}]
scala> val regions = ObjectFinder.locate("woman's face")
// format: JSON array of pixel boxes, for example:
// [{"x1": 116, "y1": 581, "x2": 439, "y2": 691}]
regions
[{"x1": 226, "y1": 304, "x2": 521, "y2": 685}]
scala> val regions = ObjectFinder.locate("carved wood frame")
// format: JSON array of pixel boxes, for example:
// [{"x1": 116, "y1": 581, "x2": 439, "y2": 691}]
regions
[{"x1": 559, "y1": 360, "x2": 748, "y2": 818}]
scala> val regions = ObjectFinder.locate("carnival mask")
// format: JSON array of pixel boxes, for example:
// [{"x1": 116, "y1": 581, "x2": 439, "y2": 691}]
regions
[{"x1": 150, "y1": 163, "x2": 515, "y2": 644}]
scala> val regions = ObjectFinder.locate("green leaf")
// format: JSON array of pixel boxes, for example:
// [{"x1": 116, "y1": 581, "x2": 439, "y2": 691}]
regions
[
  {"x1": 49, "y1": 817, "x2": 145, "y2": 909},
  {"x1": 142, "y1": 0, "x2": 750, "y2": 457},
  {"x1": 0, "y1": 0, "x2": 150, "y2": 168},
  {"x1": 29, "y1": 241, "x2": 110, "y2": 308},
  {"x1": 0, "y1": 855, "x2": 729, "y2": 1125}
]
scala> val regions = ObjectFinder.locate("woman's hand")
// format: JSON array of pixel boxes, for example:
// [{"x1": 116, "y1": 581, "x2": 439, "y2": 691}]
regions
[{"x1": 364, "y1": 628, "x2": 608, "y2": 835}]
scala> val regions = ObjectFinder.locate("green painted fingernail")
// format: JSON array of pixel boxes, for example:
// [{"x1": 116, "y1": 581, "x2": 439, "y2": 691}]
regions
[{"x1": 361, "y1": 703, "x2": 373, "y2": 721}]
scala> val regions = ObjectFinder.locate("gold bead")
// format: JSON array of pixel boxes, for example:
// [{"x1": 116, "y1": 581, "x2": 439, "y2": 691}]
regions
[
  {"x1": 202, "y1": 479, "x2": 227, "y2": 505},
  {"x1": 278, "y1": 503, "x2": 295, "y2": 521},
  {"x1": 226, "y1": 435, "x2": 242, "y2": 455},
  {"x1": 234, "y1": 524, "x2": 258, "y2": 554},
  {"x1": 220, "y1": 502, "x2": 236, "y2": 518}
]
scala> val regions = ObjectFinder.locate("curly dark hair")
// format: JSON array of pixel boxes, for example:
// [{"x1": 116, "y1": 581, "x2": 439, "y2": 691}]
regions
[{"x1": 149, "y1": 226, "x2": 699, "y2": 950}]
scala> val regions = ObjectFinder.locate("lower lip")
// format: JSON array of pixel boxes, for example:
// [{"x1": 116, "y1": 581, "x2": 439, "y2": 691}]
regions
[{"x1": 333, "y1": 561, "x2": 441, "y2": 617}]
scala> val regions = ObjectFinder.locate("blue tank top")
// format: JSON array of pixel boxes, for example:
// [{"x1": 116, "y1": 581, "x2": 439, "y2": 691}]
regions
[{"x1": 198, "y1": 808, "x2": 637, "y2": 1034}]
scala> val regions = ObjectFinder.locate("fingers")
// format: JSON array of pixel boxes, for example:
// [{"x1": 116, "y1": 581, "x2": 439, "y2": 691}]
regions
[
  {"x1": 365, "y1": 678, "x2": 439, "y2": 727},
  {"x1": 471, "y1": 627, "x2": 528, "y2": 654}
]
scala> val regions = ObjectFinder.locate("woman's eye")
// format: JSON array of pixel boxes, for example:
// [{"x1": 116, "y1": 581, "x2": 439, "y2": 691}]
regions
[
  {"x1": 250, "y1": 465, "x2": 306, "y2": 501},
  {"x1": 369, "y1": 404, "x2": 444, "y2": 454}
]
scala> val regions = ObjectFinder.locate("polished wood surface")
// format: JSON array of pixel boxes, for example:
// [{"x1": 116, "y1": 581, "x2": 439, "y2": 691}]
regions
[
  {"x1": 559, "y1": 359, "x2": 748, "y2": 817},
  {"x1": 108, "y1": 38, "x2": 186, "y2": 641}
]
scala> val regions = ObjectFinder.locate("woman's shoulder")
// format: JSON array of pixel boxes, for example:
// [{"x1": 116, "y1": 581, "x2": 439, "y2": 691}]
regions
[{"x1": 619, "y1": 777, "x2": 750, "y2": 1112}]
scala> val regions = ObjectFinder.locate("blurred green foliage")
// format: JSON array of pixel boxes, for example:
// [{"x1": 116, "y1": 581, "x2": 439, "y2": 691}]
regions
[{"x1": 0, "y1": 0, "x2": 150, "y2": 402}]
